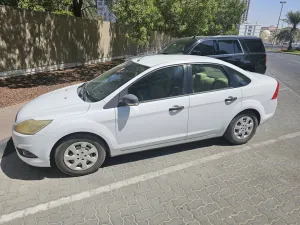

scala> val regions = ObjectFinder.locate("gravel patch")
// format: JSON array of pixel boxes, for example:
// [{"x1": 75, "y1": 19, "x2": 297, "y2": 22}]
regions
[{"x1": 0, "y1": 60, "x2": 123, "y2": 108}]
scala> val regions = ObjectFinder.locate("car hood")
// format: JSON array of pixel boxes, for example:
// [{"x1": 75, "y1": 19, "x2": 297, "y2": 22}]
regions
[{"x1": 16, "y1": 83, "x2": 90, "y2": 123}]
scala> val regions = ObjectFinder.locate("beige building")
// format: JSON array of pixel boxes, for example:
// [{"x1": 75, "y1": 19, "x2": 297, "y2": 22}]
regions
[{"x1": 260, "y1": 26, "x2": 278, "y2": 43}]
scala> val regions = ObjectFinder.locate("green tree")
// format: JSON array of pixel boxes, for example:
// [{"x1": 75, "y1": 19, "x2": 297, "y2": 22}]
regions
[
  {"x1": 1, "y1": 0, "x2": 97, "y2": 17},
  {"x1": 109, "y1": 0, "x2": 161, "y2": 46},
  {"x1": 80, "y1": 0, "x2": 98, "y2": 19},
  {"x1": 72, "y1": 0, "x2": 98, "y2": 17},
  {"x1": 17, "y1": 0, "x2": 73, "y2": 15},
  {"x1": 209, "y1": 0, "x2": 245, "y2": 35},
  {"x1": 160, "y1": 0, "x2": 217, "y2": 37},
  {"x1": 0, "y1": 0, "x2": 19, "y2": 7},
  {"x1": 276, "y1": 11, "x2": 300, "y2": 50},
  {"x1": 109, "y1": 0, "x2": 245, "y2": 46}
]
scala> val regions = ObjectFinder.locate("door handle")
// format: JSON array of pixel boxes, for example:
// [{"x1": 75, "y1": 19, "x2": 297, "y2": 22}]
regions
[
  {"x1": 169, "y1": 105, "x2": 184, "y2": 111},
  {"x1": 225, "y1": 96, "x2": 237, "y2": 103}
]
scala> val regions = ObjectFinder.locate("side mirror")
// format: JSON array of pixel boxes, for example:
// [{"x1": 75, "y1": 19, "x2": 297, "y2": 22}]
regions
[{"x1": 120, "y1": 94, "x2": 139, "y2": 106}]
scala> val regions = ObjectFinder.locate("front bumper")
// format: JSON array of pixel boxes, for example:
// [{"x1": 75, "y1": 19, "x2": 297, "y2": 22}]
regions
[{"x1": 12, "y1": 130, "x2": 57, "y2": 167}]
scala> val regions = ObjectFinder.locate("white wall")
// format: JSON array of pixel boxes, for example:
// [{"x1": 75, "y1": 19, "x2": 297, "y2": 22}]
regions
[{"x1": 239, "y1": 24, "x2": 261, "y2": 37}]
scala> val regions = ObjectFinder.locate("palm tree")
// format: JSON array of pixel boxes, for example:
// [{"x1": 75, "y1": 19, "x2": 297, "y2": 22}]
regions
[{"x1": 276, "y1": 11, "x2": 300, "y2": 50}]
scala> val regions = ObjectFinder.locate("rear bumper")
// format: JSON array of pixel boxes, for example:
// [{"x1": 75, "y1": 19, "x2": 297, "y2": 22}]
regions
[
  {"x1": 12, "y1": 131, "x2": 56, "y2": 167},
  {"x1": 255, "y1": 65, "x2": 267, "y2": 74}
]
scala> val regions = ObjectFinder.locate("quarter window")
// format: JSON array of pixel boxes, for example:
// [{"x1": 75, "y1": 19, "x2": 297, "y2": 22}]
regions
[
  {"x1": 191, "y1": 64, "x2": 229, "y2": 93},
  {"x1": 191, "y1": 40, "x2": 217, "y2": 56},
  {"x1": 226, "y1": 67, "x2": 251, "y2": 86},
  {"x1": 244, "y1": 39, "x2": 265, "y2": 52},
  {"x1": 217, "y1": 40, "x2": 242, "y2": 54},
  {"x1": 128, "y1": 66, "x2": 184, "y2": 102}
]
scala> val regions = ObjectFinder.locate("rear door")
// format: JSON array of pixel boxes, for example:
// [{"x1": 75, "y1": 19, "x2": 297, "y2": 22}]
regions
[
  {"x1": 187, "y1": 63, "x2": 242, "y2": 138},
  {"x1": 214, "y1": 39, "x2": 245, "y2": 68}
]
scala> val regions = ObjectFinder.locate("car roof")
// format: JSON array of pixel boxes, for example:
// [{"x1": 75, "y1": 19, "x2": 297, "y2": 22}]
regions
[
  {"x1": 131, "y1": 54, "x2": 226, "y2": 67},
  {"x1": 185, "y1": 35, "x2": 262, "y2": 40}
]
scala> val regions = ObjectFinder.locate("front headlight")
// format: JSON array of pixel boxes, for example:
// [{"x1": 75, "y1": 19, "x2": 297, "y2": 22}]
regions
[{"x1": 14, "y1": 120, "x2": 52, "y2": 135}]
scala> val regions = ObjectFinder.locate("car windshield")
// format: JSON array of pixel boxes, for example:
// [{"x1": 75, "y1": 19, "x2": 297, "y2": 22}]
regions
[
  {"x1": 159, "y1": 38, "x2": 197, "y2": 54},
  {"x1": 84, "y1": 61, "x2": 149, "y2": 102}
]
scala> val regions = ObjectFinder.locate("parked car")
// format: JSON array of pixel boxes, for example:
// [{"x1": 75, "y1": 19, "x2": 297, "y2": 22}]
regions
[
  {"x1": 12, "y1": 55, "x2": 278, "y2": 176},
  {"x1": 159, "y1": 36, "x2": 267, "y2": 74}
]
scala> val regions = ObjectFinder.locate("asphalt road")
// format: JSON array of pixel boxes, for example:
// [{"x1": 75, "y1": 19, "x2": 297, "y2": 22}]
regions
[
  {"x1": 267, "y1": 53, "x2": 300, "y2": 96},
  {"x1": 1, "y1": 53, "x2": 300, "y2": 225}
]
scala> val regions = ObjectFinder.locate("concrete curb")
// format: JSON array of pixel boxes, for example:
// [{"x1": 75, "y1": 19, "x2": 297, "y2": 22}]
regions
[
  {"x1": 267, "y1": 51, "x2": 300, "y2": 56},
  {"x1": 281, "y1": 52, "x2": 300, "y2": 56}
]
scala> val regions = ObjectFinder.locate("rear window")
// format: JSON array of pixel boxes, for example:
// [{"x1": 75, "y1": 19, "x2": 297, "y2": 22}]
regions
[
  {"x1": 159, "y1": 38, "x2": 197, "y2": 54},
  {"x1": 244, "y1": 39, "x2": 265, "y2": 53}
]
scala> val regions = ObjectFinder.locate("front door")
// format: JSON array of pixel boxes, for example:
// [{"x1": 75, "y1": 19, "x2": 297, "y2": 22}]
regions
[
  {"x1": 188, "y1": 64, "x2": 242, "y2": 138},
  {"x1": 116, "y1": 65, "x2": 189, "y2": 151}
]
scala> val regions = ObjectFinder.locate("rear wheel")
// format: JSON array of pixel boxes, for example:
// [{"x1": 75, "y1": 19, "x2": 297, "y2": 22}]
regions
[
  {"x1": 224, "y1": 112, "x2": 258, "y2": 145},
  {"x1": 54, "y1": 134, "x2": 106, "y2": 176}
]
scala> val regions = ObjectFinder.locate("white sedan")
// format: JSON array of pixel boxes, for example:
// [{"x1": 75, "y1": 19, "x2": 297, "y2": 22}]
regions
[{"x1": 12, "y1": 55, "x2": 279, "y2": 176}]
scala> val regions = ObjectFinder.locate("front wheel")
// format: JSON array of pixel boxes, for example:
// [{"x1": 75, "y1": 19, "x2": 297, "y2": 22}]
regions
[
  {"x1": 54, "y1": 134, "x2": 106, "y2": 176},
  {"x1": 224, "y1": 112, "x2": 258, "y2": 145}
]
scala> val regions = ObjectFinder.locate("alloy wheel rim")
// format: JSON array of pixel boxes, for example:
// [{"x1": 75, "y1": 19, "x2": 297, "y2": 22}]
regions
[
  {"x1": 234, "y1": 116, "x2": 254, "y2": 140},
  {"x1": 63, "y1": 142, "x2": 98, "y2": 171}
]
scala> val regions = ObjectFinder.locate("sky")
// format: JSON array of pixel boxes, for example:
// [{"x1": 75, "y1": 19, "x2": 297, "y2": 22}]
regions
[{"x1": 248, "y1": 0, "x2": 300, "y2": 27}]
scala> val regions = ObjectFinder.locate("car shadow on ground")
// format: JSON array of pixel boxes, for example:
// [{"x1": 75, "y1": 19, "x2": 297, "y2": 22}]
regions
[{"x1": 0, "y1": 137, "x2": 231, "y2": 181}]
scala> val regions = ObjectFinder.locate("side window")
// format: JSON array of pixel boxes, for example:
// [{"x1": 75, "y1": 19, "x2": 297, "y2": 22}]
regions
[
  {"x1": 191, "y1": 40, "x2": 217, "y2": 56},
  {"x1": 217, "y1": 40, "x2": 242, "y2": 54},
  {"x1": 128, "y1": 66, "x2": 184, "y2": 102},
  {"x1": 226, "y1": 67, "x2": 251, "y2": 86},
  {"x1": 191, "y1": 64, "x2": 229, "y2": 93},
  {"x1": 244, "y1": 39, "x2": 265, "y2": 53}
]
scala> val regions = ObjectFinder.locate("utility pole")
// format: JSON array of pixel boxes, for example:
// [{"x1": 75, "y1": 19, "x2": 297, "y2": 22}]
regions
[{"x1": 273, "y1": 1, "x2": 287, "y2": 46}]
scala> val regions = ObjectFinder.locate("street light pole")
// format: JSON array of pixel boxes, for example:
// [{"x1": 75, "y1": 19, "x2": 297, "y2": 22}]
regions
[
  {"x1": 274, "y1": 1, "x2": 287, "y2": 46},
  {"x1": 281, "y1": 19, "x2": 286, "y2": 29}
]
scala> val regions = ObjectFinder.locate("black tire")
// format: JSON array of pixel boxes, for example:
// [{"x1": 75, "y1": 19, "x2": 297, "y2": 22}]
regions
[
  {"x1": 224, "y1": 112, "x2": 258, "y2": 145},
  {"x1": 54, "y1": 134, "x2": 106, "y2": 176}
]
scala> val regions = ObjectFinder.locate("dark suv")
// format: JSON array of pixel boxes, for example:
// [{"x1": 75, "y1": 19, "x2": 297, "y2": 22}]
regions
[{"x1": 159, "y1": 36, "x2": 267, "y2": 74}]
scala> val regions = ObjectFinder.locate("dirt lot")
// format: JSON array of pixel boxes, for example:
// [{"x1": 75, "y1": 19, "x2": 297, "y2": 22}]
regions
[{"x1": 0, "y1": 60, "x2": 123, "y2": 108}]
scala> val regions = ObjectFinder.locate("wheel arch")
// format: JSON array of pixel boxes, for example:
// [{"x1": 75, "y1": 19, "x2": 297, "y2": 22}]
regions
[
  {"x1": 235, "y1": 108, "x2": 261, "y2": 125},
  {"x1": 50, "y1": 132, "x2": 111, "y2": 167}
]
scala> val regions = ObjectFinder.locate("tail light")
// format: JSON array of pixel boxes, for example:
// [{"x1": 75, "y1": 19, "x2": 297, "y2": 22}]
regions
[{"x1": 271, "y1": 80, "x2": 280, "y2": 100}]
